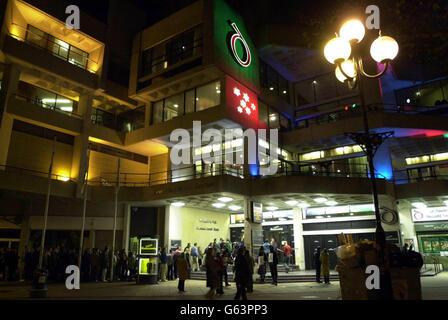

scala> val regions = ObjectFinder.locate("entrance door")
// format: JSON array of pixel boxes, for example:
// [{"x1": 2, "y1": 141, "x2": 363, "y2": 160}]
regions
[{"x1": 304, "y1": 235, "x2": 338, "y2": 270}]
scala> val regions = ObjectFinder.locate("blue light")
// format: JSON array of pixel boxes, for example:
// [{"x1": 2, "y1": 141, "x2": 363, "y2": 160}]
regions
[{"x1": 249, "y1": 164, "x2": 259, "y2": 176}]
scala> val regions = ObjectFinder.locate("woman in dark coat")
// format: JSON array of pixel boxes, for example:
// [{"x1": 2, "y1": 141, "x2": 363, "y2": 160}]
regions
[
  {"x1": 205, "y1": 248, "x2": 220, "y2": 299},
  {"x1": 234, "y1": 247, "x2": 250, "y2": 300},
  {"x1": 176, "y1": 253, "x2": 190, "y2": 292},
  {"x1": 257, "y1": 246, "x2": 267, "y2": 283}
]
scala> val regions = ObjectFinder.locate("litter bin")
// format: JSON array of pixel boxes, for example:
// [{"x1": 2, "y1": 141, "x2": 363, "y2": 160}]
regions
[{"x1": 29, "y1": 269, "x2": 48, "y2": 298}]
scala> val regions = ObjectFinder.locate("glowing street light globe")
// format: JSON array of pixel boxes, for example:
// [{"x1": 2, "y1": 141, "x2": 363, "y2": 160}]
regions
[
  {"x1": 335, "y1": 59, "x2": 357, "y2": 83},
  {"x1": 339, "y1": 19, "x2": 365, "y2": 43},
  {"x1": 370, "y1": 36, "x2": 399, "y2": 63},
  {"x1": 324, "y1": 37, "x2": 351, "y2": 64}
]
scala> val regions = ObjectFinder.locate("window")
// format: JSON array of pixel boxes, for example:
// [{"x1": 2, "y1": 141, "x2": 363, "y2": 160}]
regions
[
  {"x1": 151, "y1": 81, "x2": 221, "y2": 124},
  {"x1": 140, "y1": 25, "x2": 202, "y2": 77},
  {"x1": 24, "y1": 25, "x2": 90, "y2": 71},
  {"x1": 196, "y1": 81, "x2": 220, "y2": 111},
  {"x1": 259, "y1": 59, "x2": 290, "y2": 103}
]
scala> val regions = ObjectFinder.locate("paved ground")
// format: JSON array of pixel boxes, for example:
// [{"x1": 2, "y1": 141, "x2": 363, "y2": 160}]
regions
[{"x1": 0, "y1": 272, "x2": 447, "y2": 300}]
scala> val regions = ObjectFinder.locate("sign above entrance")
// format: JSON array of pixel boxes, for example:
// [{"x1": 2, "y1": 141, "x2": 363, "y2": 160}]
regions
[{"x1": 412, "y1": 207, "x2": 448, "y2": 222}]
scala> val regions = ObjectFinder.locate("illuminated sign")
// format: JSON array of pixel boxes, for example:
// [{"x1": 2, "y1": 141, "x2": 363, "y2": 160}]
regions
[
  {"x1": 226, "y1": 75, "x2": 264, "y2": 129},
  {"x1": 228, "y1": 21, "x2": 251, "y2": 67},
  {"x1": 252, "y1": 202, "x2": 263, "y2": 223},
  {"x1": 412, "y1": 207, "x2": 448, "y2": 222}
]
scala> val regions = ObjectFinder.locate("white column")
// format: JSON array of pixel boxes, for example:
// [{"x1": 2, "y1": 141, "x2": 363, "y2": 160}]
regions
[{"x1": 293, "y1": 207, "x2": 306, "y2": 270}]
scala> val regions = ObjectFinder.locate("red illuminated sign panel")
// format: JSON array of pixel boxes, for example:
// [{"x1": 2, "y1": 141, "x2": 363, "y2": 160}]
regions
[{"x1": 226, "y1": 75, "x2": 266, "y2": 130}]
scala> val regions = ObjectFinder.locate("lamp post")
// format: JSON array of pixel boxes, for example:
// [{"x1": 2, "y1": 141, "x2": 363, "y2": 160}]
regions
[{"x1": 324, "y1": 19, "x2": 399, "y2": 299}]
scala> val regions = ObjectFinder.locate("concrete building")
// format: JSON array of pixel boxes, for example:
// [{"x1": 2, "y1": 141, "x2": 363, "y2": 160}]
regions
[{"x1": 1, "y1": 0, "x2": 448, "y2": 272}]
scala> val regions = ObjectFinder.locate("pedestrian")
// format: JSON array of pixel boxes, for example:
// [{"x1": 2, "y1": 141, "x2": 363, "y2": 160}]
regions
[
  {"x1": 268, "y1": 245, "x2": 278, "y2": 286},
  {"x1": 191, "y1": 243, "x2": 199, "y2": 272},
  {"x1": 245, "y1": 248, "x2": 254, "y2": 293},
  {"x1": 262, "y1": 240, "x2": 270, "y2": 255},
  {"x1": 198, "y1": 246, "x2": 203, "y2": 267},
  {"x1": 173, "y1": 246, "x2": 180, "y2": 279},
  {"x1": 282, "y1": 241, "x2": 292, "y2": 273},
  {"x1": 176, "y1": 253, "x2": 190, "y2": 292},
  {"x1": 127, "y1": 251, "x2": 136, "y2": 281},
  {"x1": 321, "y1": 248, "x2": 330, "y2": 284},
  {"x1": 221, "y1": 247, "x2": 231, "y2": 287},
  {"x1": 205, "y1": 248, "x2": 220, "y2": 299},
  {"x1": 257, "y1": 246, "x2": 267, "y2": 283},
  {"x1": 216, "y1": 251, "x2": 225, "y2": 295},
  {"x1": 81, "y1": 249, "x2": 91, "y2": 282},
  {"x1": 167, "y1": 249, "x2": 174, "y2": 280},
  {"x1": 314, "y1": 246, "x2": 322, "y2": 283},
  {"x1": 101, "y1": 247, "x2": 110, "y2": 282},
  {"x1": 234, "y1": 247, "x2": 250, "y2": 300},
  {"x1": 184, "y1": 243, "x2": 191, "y2": 270},
  {"x1": 160, "y1": 247, "x2": 168, "y2": 282},
  {"x1": 90, "y1": 249, "x2": 101, "y2": 282}
]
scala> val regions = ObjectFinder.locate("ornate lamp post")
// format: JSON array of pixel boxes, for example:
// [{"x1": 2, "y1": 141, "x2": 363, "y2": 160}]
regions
[{"x1": 324, "y1": 19, "x2": 399, "y2": 299}]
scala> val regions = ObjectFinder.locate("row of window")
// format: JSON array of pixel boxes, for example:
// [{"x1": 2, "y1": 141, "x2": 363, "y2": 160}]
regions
[
  {"x1": 17, "y1": 81, "x2": 78, "y2": 115},
  {"x1": 152, "y1": 81, "x2": 221, "y2": 124},
  {"x1": 395, "y1": 78, "x2": 448, "y2": 108},
  {"x1": 140, "y1": 25, "x2": 202, "y2": 78},
  {"x1": 299, "y1": 145, "x2": 363, "y2": 162},
  {"x1": 25, "y1": 25, "x2": 89, "y2": 70},
  {"x1": 259, "y1": 59, "x2": 290, "y2": 103},
  {"x1": 406, "y1": 152, "x2": 448, "y2": 165}
]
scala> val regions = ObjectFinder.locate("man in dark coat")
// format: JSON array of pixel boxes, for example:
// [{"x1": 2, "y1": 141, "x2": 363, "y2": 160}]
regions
[
  {"x1": 314, "y1": 246, "x2": 322, "y2": 283},
  {"x1": 234, "y1": 247, "x2": 250, "y2": 300},
  {"x1": 268, "y1": 245, "x2": 278, "y2": 286}
]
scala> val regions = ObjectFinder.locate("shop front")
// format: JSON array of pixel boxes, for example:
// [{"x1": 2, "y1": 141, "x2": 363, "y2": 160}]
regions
[{"x1": 412, "y1": 206, "x2": 448, "y2": 269}]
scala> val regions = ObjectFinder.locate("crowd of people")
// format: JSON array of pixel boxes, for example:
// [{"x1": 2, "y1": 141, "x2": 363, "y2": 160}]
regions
[
  {"x1": 0, "y1": 245, "x2": 138, "y2": 283},
  {"x1": 156, "y1": 238, "x2": 293, "y2": 300}
]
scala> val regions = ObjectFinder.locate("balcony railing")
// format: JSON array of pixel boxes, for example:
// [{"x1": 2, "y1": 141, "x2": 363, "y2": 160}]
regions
[
  {"x1": 294, "y1": 103, "x2": 448, "y2": 129},
  {"x1": 393, "y1": 169, "x2": 448, "y2": 184},
  {"x1": 0, "y1": 165, "x2": 76, "y2": 183},
  {"x1": 9, "y1": 23, "x2": 99, "y2": 74}
]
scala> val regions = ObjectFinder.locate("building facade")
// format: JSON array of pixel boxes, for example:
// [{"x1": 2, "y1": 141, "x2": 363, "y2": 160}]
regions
[{"x1": 1, "y1": 0, "x2": 448, "y2": 272}]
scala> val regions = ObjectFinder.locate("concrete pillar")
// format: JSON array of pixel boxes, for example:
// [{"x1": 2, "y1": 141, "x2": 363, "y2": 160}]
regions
[
  {"x1": 0, "y1": 64, "x2": 20, "y2": 169},
  {"x1": 243, "y1": 198, "x2": 263, "y2": 256},
  {"x1": 164, "y1": 205, "x2": 171, "y2": 248},
  {"x1": 89, "y1": 230, "x2": 96, "y2": 249},
  {"x1": 72, "y1": 92, "x2": 93, "y2": 197},
  {"x1": 122, "y1": 204, "x2": 131, "y2": 253},
  {"x1": 293, "y1": 207, "x2": 306, "y2": 270}
]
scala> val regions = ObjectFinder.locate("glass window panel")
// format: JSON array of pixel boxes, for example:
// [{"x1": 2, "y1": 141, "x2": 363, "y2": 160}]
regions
[
  {"x1": 26, "y1": 25, "x2": 47, "y2": 48},
  {"x1": 35, "y1": 88, "x2": 57, "y2": 109},
  {"x1": 268, "y1": 108, "x2": 280, "y2": 129},
  {"x1": 185, "y1": 89, "x2": 195, "y2": 114},
  {"x1": 259, "y1": 101, "x2": 268, "y2": 124},
  {"x1": 164, "y1": 93, "x2": 183, "y2": 121},
  {"x1": 50, "y1": 37, "x2": 69, "y2": 60},
  {"x1": 151, "y1": 43, "x2": 166, "y2": 74},
  {"x1": 279, "y1": 114, "x2": 289, "y2": 129},
  {"x1": 196, "y1": 81, "x2": 220, "y2": 111},
  {"x1": 54, "y1": 95, "x2": 74, "y2": 113},
  {"x1": 152, "y1": 100, "x2": 163, "y2": 124},
  {"x1": 69, "y1": 46, "x2": 88, "y2": 69}
]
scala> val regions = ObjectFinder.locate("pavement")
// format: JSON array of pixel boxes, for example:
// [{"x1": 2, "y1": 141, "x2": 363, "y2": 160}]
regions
[{"x1": 0, "y1": 271, "x2": 447, "y2": 300}]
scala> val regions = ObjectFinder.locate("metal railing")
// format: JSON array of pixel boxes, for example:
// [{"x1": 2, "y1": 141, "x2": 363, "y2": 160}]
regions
[
  {"x1": 0, "y1": 165, "x2": 76, "y2": 183},
  {"x1": 295, "y1": 103, "x2": 448, "y2": 129},
  {"x1": 393, "y1": 169, "x2": 448, "y2": 184},
  {"x1": 14, "y1": 93, "x2": 83, "y2": 119},
  {"x1": 9, "y1": 23, "x2": 99, "y2": 73}
]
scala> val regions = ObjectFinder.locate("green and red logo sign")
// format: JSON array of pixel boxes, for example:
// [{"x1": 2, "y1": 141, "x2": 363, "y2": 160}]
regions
[{"x1": 227, "y1": 20, "x2": 251, "y2": 68}]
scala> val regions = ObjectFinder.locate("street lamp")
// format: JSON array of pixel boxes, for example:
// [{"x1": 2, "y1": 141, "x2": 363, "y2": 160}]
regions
[{"x1": 324, "y1": 19, "x2": 399, "y2": 300}]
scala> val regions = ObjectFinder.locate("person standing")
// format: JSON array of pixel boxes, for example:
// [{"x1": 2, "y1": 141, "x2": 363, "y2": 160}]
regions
[
  {"x1": 216, "y1": 251, "x2": 225, "y2": 295},
  {"x1": 184, "y1": 243, "x2": 191, "y2": 270},
  {"x1": 245, "y1": 248, "x2": 254, "y2": 293},
  {"x1": 191, "y1": 243, "x2": 199, "y2": 272},
  {"x1": 167, "y1": 249, "x2": 174, "y2": 280},
  {"x1": 234, "y1": 247, "x2": 250, "y2": 300},
  {"x1": 314, "y1": 246, "x2": 322, "y2": 283},
  {"x1": 173, "y1": 246, "x2": 180, "y2": 279},
  {"x1": 221, "y1": 247, "x2": 231, "y2": 287},
  {"x1": 268, "y1": 245, "x2": 278, "y2": 286},
  {"x1": 101, "y1": 247, "x2": 110, "y2": 282},
  {"x1": 176, "y1": 253, "x2": 190, "y2": 292},
  {"x1": 262, "y1": 240, "x2": 270, "y2": 255},
  {"x1": 127, "y1": 251, "x2": 136, "y2": 281},
  {"x1": 205, "y1": 248, "x2": 220, "y2": 299},
  {"x1": 160, "y1": 247, "x2": 168, "y2": 282},
  {"x1": 257, "y1": 246, "x2": 267, "y2": 283},
  {"x1": 320, "y1": 248, "x2": 330, "y2": 284},
  {"x1": 283, "y1": 241, "x2": 292, "y2": 273}
]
